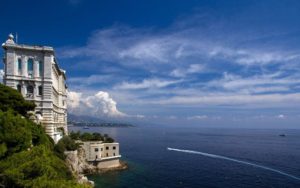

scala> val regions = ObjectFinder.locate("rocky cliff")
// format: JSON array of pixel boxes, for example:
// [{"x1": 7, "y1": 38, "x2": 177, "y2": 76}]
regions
[{"x1": 64, "y1": 149, "x2": 95, "y2": 186}]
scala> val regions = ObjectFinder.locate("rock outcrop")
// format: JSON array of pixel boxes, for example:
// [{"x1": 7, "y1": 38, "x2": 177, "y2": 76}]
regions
[{"x1": 64, "y1": 149, "x2": 95, "y2": 186}]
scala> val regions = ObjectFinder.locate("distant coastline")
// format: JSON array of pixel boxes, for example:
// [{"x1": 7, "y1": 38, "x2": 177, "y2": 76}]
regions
[{"x1": 68, "y1": 121, "x2": 134, "y2": 128}]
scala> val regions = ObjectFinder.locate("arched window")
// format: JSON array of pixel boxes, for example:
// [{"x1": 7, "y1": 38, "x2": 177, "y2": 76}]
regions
[{"x1": 27, "y1": 85, "x2": 34, "y2": 94}]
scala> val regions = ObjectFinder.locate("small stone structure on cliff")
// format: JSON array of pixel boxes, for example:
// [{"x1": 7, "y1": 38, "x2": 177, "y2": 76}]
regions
[{"x1": 65, "y1": 141, "x2": 125, "y2": 176}]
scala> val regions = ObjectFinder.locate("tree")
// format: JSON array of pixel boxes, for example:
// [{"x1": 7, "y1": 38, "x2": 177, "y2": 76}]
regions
[
  {"x1": 0, "y1": 110, "x2": 32, "y2": 157},
  {"x1": 0, "y1": 84, "x2": 35, "y2": 117},
  {"x1": 103, "y1": 134, "x2": 114, "y2": 143},
  {"x1": 80, "y1": 132, "x2": 93, "y2": 141},
  {"x1": 0, "y1": 110, "x2": 53, "y2": 158},
  {"x1": 54, "y1": 136, "x2": 79, "y2": 159},
  {"x1": 69, "y1": 131, "x2": 81, "y2": 140},
  {"x1": 0, "y1": 84, "x2": 91, "y2": 187},
  {"x1": 92, "y1": 133, "x2": 103, "y2": 141},
  {"x1": 0, "y1": 145, "x2": 88, "y2": 188}
]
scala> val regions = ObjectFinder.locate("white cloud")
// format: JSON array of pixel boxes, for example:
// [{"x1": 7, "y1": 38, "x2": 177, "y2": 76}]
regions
[
  {"x1": 68, "y1": 90, "x2": 125, "y2": 117},
  {"x1": 119, "y1": 38, "x2": 171, "y2": 62},
  {"x1": 151, "y1": 93, "x2": 300, "y2": 107},
  {"x1": 115, "y1": 78, "x2": 181, "y2": 90},
  {"x1": 67, "y1": 91, "x2": 82, "y2": 109},
  {"x1": 187, "y1": 115, "x2": 208, "y2": 120},
  {"x1": 167, "y1": 115, "x2": 178, "y2": 120},
  {"x1": 171, "y1": 64, "x2": 205, "y2": 77},
  {"x1": 68, "y1": 75, "x2": 112, "y2": 85},
  {"x1": 277, "y1": 114, "x2": 286, "y2": 119},
  {"x1": 59, "y1": 16, "x2": 300, "y2": 119},
  {"x1": 135, "y1": 114, "x2": 145, "y2": 118},
  {"x1": 208, "y1": 46, "x2": 300, "y2": 65},
  {"x1": 58, "y1": 24, "x2": 300, "y2": 78},
  {"x1": 235, "y1": 52, "x2": 300, "y2": 65},
  {"x1": 207, "y1": 72, "x2": 299, "y2": 93}
]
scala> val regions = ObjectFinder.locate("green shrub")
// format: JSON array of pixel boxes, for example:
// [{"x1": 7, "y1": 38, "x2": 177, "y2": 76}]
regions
[
  {"x1": 0, "y1": 84, "x2": 35, "y2": 117},
  {"x1": 80, "y1": 132, "x2": 94, "y2": 141},
  {"x1": 54, "y1": 136, "x2": 79, "y2": 159},
  {"x1": 92, "y1": 132, "x2": 103, "y2": 141},
  {"x1": 103, "y1": 134, "x2": 114, "y2": 143},
  {"x1": 69, "y1": 131, "x2": 81, "y2": 140},
  {"x1": 0, "y1": 145, "x2": 88, "y2": 188},
  {"x1": 0, "y1": 84, "x2": 91, "y2": 187},
  {"x1": 0, "y1": 110, "x2": 32, "y2": 157},
  {"x1": 69, "y1": 131, "x2": 114, "y2": 142}
]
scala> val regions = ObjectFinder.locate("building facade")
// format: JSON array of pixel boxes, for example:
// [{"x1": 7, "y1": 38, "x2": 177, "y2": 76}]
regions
[
  {"x1": 81, "y1": 141, "x2": 121, "y2": 168},
  {"x1": 2, "y1": 34, "x2": 68, "y2": 142}
]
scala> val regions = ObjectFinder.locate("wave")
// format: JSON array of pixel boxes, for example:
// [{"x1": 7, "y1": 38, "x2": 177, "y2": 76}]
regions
[{"x1": 167, "y1": 147, "x2": 300, "y2": 181}]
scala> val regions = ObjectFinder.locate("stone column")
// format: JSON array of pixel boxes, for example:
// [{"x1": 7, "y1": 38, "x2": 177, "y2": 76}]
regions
[
  {"x1": 21, "y1": 56, "x2": 27, "y2": 77},
  {"x1": 34, "y1": 83, "x2": 37, "y2": 99},
  {"x1": 21, "y1": 81, "x2": 26, "y2": 97}
]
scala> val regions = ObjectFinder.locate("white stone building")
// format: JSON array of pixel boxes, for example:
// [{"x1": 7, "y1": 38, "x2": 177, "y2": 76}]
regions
[
  {"x1": 2, "y1": 34, "x2": 68, "y2": 142},
  {"x1": 81, "y1": 141, "x2": 121, "y2": 168}
]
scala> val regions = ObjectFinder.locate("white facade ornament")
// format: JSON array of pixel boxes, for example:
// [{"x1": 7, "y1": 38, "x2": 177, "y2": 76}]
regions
[{"x1": 6, "y1": 33, "x2": 15, "y2": 44}]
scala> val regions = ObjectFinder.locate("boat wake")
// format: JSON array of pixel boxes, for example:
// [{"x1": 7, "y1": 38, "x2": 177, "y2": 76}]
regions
[{"x1": 167, "y1": 147, "x2": 300, "y2": 181}]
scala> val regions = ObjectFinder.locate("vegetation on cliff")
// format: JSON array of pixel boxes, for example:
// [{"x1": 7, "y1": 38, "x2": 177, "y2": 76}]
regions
[
  {"x1": 70, "y1": 131, "x2": 115, "y2": 143},
  {"x1": 0, "y1": 84, "x2": 36, "y2": 117},
  {"x1": 0, "y1": 84, "x2": 91, "y2": 188},
  {"x1": 54, "y1": 136, "x2": 79, "y2": 159}
]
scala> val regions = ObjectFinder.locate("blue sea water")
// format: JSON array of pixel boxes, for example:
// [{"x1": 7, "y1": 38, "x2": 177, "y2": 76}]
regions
[{"x1": 69, "y1": 125, "x2": 300, "y2": 188}]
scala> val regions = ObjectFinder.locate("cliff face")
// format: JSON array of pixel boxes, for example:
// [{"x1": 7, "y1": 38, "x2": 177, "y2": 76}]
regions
[
  {"x1": 64, "y1": 149, "x2": 95, "y2": 185},
  {"x1": 65, "y1": 148, "x2": 95, "y2": 173}
]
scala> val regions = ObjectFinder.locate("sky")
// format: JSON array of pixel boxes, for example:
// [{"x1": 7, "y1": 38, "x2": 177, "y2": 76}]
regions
[{"x1": 1, "y1": 0, "x2": 300, "y2": 128}]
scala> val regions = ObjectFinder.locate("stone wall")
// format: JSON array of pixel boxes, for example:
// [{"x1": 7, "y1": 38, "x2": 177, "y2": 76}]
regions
[{"x1": 96, "y1": 158, "x2": 120, "y2": 169}]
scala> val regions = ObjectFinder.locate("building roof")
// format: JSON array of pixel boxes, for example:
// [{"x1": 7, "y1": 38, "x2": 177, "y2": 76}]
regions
[{"x1": 2, "y1": 42, "x2": 54, "y2": 52}]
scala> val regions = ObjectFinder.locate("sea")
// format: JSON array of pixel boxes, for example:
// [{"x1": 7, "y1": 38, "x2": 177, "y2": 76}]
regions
[{"x1": 69, "y1": 124, "x2": 300, "y2": 188}]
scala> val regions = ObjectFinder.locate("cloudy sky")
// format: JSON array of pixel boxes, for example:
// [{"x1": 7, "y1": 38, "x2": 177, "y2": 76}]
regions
[{"x1": 1, "y1": 0, "x2": 300, "y2": 127}]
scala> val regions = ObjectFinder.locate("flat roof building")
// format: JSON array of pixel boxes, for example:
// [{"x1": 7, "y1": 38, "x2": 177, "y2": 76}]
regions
[
  {"x1": 2, "y1": 34, "x2": 68, "y2": 142},
  {"x1": 81, "y1": 141, "x2": 121, "y2": 169}
]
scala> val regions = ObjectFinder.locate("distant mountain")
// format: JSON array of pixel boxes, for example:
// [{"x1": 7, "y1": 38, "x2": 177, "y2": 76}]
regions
[
  {"x1": 68, "y1": 113, "x2": 107, "y2": 123},
  {"x1": 67, "y1": 113, "x2": 134, "y2": 127}
]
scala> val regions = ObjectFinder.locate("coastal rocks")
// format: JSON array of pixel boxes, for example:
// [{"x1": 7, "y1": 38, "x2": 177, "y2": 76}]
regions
[{"x1": 77, "y1": 174, "x2": 95, "y2": 186}]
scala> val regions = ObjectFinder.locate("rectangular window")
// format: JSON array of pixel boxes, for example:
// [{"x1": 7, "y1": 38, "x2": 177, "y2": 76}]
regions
[
  {"x1": 17, "y1": 85, "x2": 21, "y2": 93},
  {"x1": 27, "y1": 59, "x2": 33, "y2": 78},
  {"x1": 27, "y1": 59, "x2": 33, "y2": 71},
  {"x1": 39, "y1": 61, "x2": 43, "y2": 77},
  {"x1": 101, "y1": 148, "x2": 103, "y2": 151},
  {"x1": 113, "y1": 146, "x2": 116, "y2": 150},
  {"x1": 38, "y1": 86, "x2": 43, "y2": 96},
  {"x1": 106, "y1": 147, "x2": 109, "y2": 150},
  {"x1": 27, "y1": 86, "x2": 33, "y2": 94},
  {"x1": 17, "y1": 58, "x2": 22, "y2": 74},
  {"x1": 94, "y1": 148, "x2": 99, "y2": 152}
]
